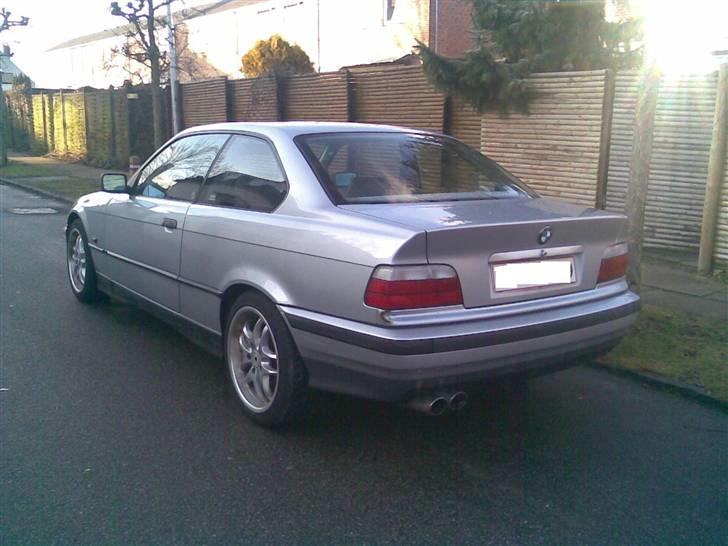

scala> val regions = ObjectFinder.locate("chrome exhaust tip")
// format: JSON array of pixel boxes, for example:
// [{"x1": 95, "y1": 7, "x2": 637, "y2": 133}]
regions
[
  {"x1": 406, "y1": 395, "x2": 448, "y2": 416},
  {"x1": 447, "y1": 391, "x2": 468, "y2": 411}
]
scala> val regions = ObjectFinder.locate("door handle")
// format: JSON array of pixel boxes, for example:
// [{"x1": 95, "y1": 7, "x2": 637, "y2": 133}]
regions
[{"x1": 162, "y1": 218, "x2": 177, "y2": 230}]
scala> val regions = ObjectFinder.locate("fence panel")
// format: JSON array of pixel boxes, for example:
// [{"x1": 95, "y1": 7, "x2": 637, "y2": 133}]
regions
[
  {"x1": 85, "y1": 90, "x2": 113, "y2": 165},
  {"x1": 228, "y1": 76, "x2": 279, "y2": 122},
  {"x1": 480, "y1": 70, "x2": 608, "y2": 207},
  {"x1": 181, "y1": 78, "x2": 228, "y2": 128},
  {"x1": 31, "y1": 94, "x2": 49, "y2": 153},
  {"x1": 284, "y1": 71, "x2": 349, "y2": 122},
  {"x1": 84, "y1": 89, "x2": 130, "y2": 168},
  {"x1": 714, "y1": 136, "x2": 728, "y2": 267},
  {"x1": 449, "y1": 98, "x2": 481, "y2": 150},
  {"x1": 51, "y1": 92, "x2": 65, "y2": 154},
  {"x1": 607, "y1": 71, "x2": 718, "y2": 251},
  {"x1": 351, "y1": 65, "x2": 445, "y2": 131},
  {"x1": 64, "y1": 92, "x2": 87, "y2": 158}
]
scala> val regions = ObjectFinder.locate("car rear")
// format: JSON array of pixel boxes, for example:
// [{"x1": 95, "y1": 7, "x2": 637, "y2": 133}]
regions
[{"x1": 283, "y1": 129, "x2": 639, "y2": 401}]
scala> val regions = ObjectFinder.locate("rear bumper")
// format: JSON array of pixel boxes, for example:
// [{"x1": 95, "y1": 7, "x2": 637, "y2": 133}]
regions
[{"x1": 280, "y1": 282, "x2": 639, "y2": 402}]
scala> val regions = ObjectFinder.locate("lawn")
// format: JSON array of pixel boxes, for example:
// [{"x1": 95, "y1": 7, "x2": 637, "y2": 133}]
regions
[
  {"x1": 5, "y1": 176, "x2": 99, "y2": 201},
  {"x1": 600, "y1": 304, "x2": 727, "y2": 402},
  {"x1": 0, "y1": 160, "x2": 98, "y2": 201},
  {"x1": 0, "y1": 161, "x2": 56, "y2": 178}
]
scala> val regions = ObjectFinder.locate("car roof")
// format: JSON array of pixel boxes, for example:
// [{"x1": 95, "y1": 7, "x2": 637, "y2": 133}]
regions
[{"x1": 178, "y1": 121, "x2": 434, "y2": 140}]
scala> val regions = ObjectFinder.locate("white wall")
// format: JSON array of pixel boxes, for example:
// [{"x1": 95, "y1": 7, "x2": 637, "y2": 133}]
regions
[{"x1": 44, "y1": 0, "x2": 431, "y2": 88}]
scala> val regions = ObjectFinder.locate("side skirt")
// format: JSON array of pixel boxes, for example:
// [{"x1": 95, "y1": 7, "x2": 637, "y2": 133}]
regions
[{"x1": 97, "y1": 274, "x2": 224, "y2": 358}]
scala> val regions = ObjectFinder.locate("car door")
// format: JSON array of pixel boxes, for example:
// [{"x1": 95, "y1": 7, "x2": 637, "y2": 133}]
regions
[
  {"x1": 103, "y1": 133, "x2": 229, "y2": 311},
  {"x1": 178, "y1": 134, "x2": 289, "y2": 332}
]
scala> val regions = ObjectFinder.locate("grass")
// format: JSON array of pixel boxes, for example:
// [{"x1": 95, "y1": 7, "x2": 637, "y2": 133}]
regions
[
  {"x1": 0, "y1": 160, "x2": 99, "y2": 201},
  {"x1": 600, "y1": 304, "x2": 727, "y2": 402},
  {"x1": 3, "y1": 176, "x2": 99, "y2": 201},
  {"x1": 0, "y1": 161, "x2": 56, "y2": 178}
]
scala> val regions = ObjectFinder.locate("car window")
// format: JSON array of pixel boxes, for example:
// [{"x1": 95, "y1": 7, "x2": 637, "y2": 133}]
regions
[
  {"x1": 197, "y1": 135, "x2": 287, "y2": 212},
  {"x1": 296, "y1": 132, "x2": 535, "y2": 204},
  {"x1": 135, "y1": 134, "x2": 229, "y2": 202}
]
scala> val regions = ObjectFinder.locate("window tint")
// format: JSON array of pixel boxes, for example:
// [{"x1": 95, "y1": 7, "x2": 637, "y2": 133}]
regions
[
  {"x1": 197, "y1": 135, "x2": 286, "y2": 212},
  {"x1": 135, "y1": 134, "x2": 228, "y2": 202},
  {"x1": 297, "y1": 132, "x2": 534, "y2": 204}
]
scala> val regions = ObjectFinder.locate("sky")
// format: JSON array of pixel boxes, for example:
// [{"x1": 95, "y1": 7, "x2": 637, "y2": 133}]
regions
[
  {"x1": 1, "y1": 0, "x2": 209, "y2": 87},
  {"x1": 3, "y1": 0, "x2": 728, "y2": 87}
]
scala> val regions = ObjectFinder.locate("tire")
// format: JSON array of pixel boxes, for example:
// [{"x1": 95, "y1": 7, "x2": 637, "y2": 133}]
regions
[
  {"x1": 66, "y1": 219, "x2": 103, "y2": 303},
  {"x1": 224, "y1": 292, "x2": 308, "y2": 427}
]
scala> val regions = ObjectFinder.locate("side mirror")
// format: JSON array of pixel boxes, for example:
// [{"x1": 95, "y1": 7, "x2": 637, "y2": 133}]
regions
[{"x1": 101, "y1": 173, "x2": 128, "y2": 193}]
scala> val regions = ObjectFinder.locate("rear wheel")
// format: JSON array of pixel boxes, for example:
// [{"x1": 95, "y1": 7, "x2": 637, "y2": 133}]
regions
[
  {"x1": 224, "y1": 292, "x2": 307, "y2": 427},
  {"x1": 66, "y1": 220, "x2": 102, "y2": 303}
]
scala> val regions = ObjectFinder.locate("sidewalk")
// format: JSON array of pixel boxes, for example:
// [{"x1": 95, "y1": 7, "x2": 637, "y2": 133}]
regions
[{"x1": 642, "y1": 250, "x2": 727, "y2": 320}]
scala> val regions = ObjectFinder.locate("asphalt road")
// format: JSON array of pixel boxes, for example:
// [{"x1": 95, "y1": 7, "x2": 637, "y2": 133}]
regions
[{"x1": 1, "y1": 183, "x2": 726, "y2": 545}]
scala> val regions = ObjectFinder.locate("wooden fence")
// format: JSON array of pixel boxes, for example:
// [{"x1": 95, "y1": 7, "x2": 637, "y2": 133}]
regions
[
  {"x1": 481, "y1": 70, "x2": 611, "y2": 208},
  {"x1": 714, "y1": 130, "x2": 728, "y2": 267},
  {"x1": 606, "y1": 72, "x2": 719, "y2": 252},
  {"x1": 7, "y1": 64, "x2": 728, "y2": 270}
]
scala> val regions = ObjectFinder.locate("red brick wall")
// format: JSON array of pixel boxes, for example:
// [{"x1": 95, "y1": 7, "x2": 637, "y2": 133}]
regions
[{"x1": 429, "y1": 0, "x2": 473, "y2": 57}]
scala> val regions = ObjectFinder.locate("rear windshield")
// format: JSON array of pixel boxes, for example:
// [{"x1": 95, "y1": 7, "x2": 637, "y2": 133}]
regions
[{"x1": 296, "y1": 132, "x2": 535, "y2": 204}]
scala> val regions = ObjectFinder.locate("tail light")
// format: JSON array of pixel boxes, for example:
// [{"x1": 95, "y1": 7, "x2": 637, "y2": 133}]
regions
[
  {"x1": 364, "y1": 265, "x2": 463, "y2": 310},
  {"x1": 597, "y1": 243, "x2": 629, "y2": 284}
]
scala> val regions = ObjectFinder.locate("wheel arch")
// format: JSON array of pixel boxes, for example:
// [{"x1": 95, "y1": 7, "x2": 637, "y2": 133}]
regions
[
  {"x1": 66, "y1": 211, "x2": 82, "y2": 236},
  {"x1": 219, "y1": 282, "x2": 277, "y2": 334}
]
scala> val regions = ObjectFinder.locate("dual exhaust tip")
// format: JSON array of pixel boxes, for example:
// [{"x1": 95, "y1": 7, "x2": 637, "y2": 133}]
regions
[{"x1": 407, "y1": 391, "x2": 468, "y2": 416}]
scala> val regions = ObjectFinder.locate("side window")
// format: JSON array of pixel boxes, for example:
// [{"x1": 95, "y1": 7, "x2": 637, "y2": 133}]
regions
[
  {"x1": 197, "y1": 135, "x2": 287, "y2": 212},
  {"x1": 135, "y1": 134, "x2": 228, "y2": 202}
]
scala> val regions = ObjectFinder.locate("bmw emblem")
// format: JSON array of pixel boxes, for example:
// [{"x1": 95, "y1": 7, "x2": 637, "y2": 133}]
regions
[{"x1": 538, "y1": 226, "x2": 552, "y2": 245}]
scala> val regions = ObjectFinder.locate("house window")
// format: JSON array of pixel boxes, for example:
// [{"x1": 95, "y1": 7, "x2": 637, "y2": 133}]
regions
[{"x1": 384, "y1": 0, "x2": 395, "y2": 22}]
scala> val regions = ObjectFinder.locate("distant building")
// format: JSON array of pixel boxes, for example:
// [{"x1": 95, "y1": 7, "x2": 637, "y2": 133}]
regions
[
  {"x1": 0, "y1": 44, "x2": 33, "y2": 91},
  {"x1": 46, "y1": 0, "x2": 474, "y2": 89}
]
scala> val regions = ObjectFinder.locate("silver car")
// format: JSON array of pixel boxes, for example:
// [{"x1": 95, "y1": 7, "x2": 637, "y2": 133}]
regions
[{"x1": 65, "y1": 122, "x2": 639, "y2": 426}]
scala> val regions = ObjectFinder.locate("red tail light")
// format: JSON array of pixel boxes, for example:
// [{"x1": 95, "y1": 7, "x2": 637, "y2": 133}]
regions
[
  {"x1": 598, "y1": 243, "x2": 629, "y2": 283},
  {"x1": 364, "y1": 265, "x2": 463, "y2": 310}
]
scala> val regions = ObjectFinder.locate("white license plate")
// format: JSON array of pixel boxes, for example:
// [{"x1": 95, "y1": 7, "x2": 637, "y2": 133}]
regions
[{"x1": 493, "y1": 259, "x2": 574, "y2": 291}]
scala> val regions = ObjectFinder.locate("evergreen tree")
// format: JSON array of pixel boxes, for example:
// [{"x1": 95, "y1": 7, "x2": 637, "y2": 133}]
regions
[{"x1": 417, "y1": 0, "x2": 642, "y2": 112}]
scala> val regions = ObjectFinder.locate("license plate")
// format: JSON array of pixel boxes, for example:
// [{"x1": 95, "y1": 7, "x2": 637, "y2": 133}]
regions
[{"x1": 493, "y1": 258, "x2": 574, "y2": 291}]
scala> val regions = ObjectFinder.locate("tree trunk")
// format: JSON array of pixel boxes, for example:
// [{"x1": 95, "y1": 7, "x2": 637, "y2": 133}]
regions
[
  {"x1": 148, "y1": 0, "x2": 164, "y2": 149},
  {"x1": 0, "y1": 88, "x2": 8, "y2": 167},
  {"x1": 697, "y1": 63, "x2": 728, "y2": 274},
  {"x1": 625, "y1": 65, "x2": 661, "y2": 292},
  {"x1": 150, "y1": 60, "x2": 163, "y2": 149}
]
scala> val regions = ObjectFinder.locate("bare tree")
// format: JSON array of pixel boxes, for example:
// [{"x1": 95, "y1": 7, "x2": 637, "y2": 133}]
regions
[
  {"x1": 0, "y1": 7, "x2": 29, "y2": 166},
  {"x1": 103, "y1": 22, "x2": 224, "y2": 85},
  {"x1": 110, "y1": 0, "x2": 174, "y2": 149}
]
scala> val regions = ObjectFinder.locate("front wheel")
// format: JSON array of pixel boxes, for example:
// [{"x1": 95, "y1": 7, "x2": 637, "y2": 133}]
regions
[
  {"x1": 66, "y1": 220, "x2": 102, "y2": 303},
  {"x1": 224, "y1": 293, "x2": 308, "y2": 427}
]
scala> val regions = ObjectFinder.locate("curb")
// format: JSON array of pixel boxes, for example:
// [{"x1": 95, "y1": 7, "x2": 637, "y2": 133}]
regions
[
  {"x1": 590, "y1": 362, "x2": 727, "y2": 411},
  {"x1": 0, "y1": 176, "x2": 74, "y2": 205}
]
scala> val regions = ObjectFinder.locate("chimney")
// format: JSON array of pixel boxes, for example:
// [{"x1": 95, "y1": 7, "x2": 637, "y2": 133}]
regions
[{"x1": 2, "y1": 44, "x2": 10, "y2": 56}]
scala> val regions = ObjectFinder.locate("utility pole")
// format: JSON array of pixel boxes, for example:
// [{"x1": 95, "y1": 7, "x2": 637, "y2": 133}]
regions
[
  {"x1": 0, "y1": 8, "x2": 30, "y2": 167},
  {"x1": 166, "y1": 1, "x2": 181, "y2": 134}
]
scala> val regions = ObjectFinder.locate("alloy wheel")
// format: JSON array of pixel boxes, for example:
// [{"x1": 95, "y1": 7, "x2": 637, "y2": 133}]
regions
[
  {"x1": 67, "y1": 228, "x2": 87, "y2": 293},
  {"x1": 228, "y1": 306, "x2": 279, "y2": 412}
]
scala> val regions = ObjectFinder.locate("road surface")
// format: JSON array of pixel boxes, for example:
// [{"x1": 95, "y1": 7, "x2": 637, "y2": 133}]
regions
[{"x1": 1, "y1": 183, "x2": 726, "y2": 545}]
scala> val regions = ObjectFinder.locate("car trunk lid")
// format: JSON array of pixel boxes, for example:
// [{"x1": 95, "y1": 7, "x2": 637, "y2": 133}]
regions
[{"x1": 342, "y1": 197, "x2": 627, "y2": 307}]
